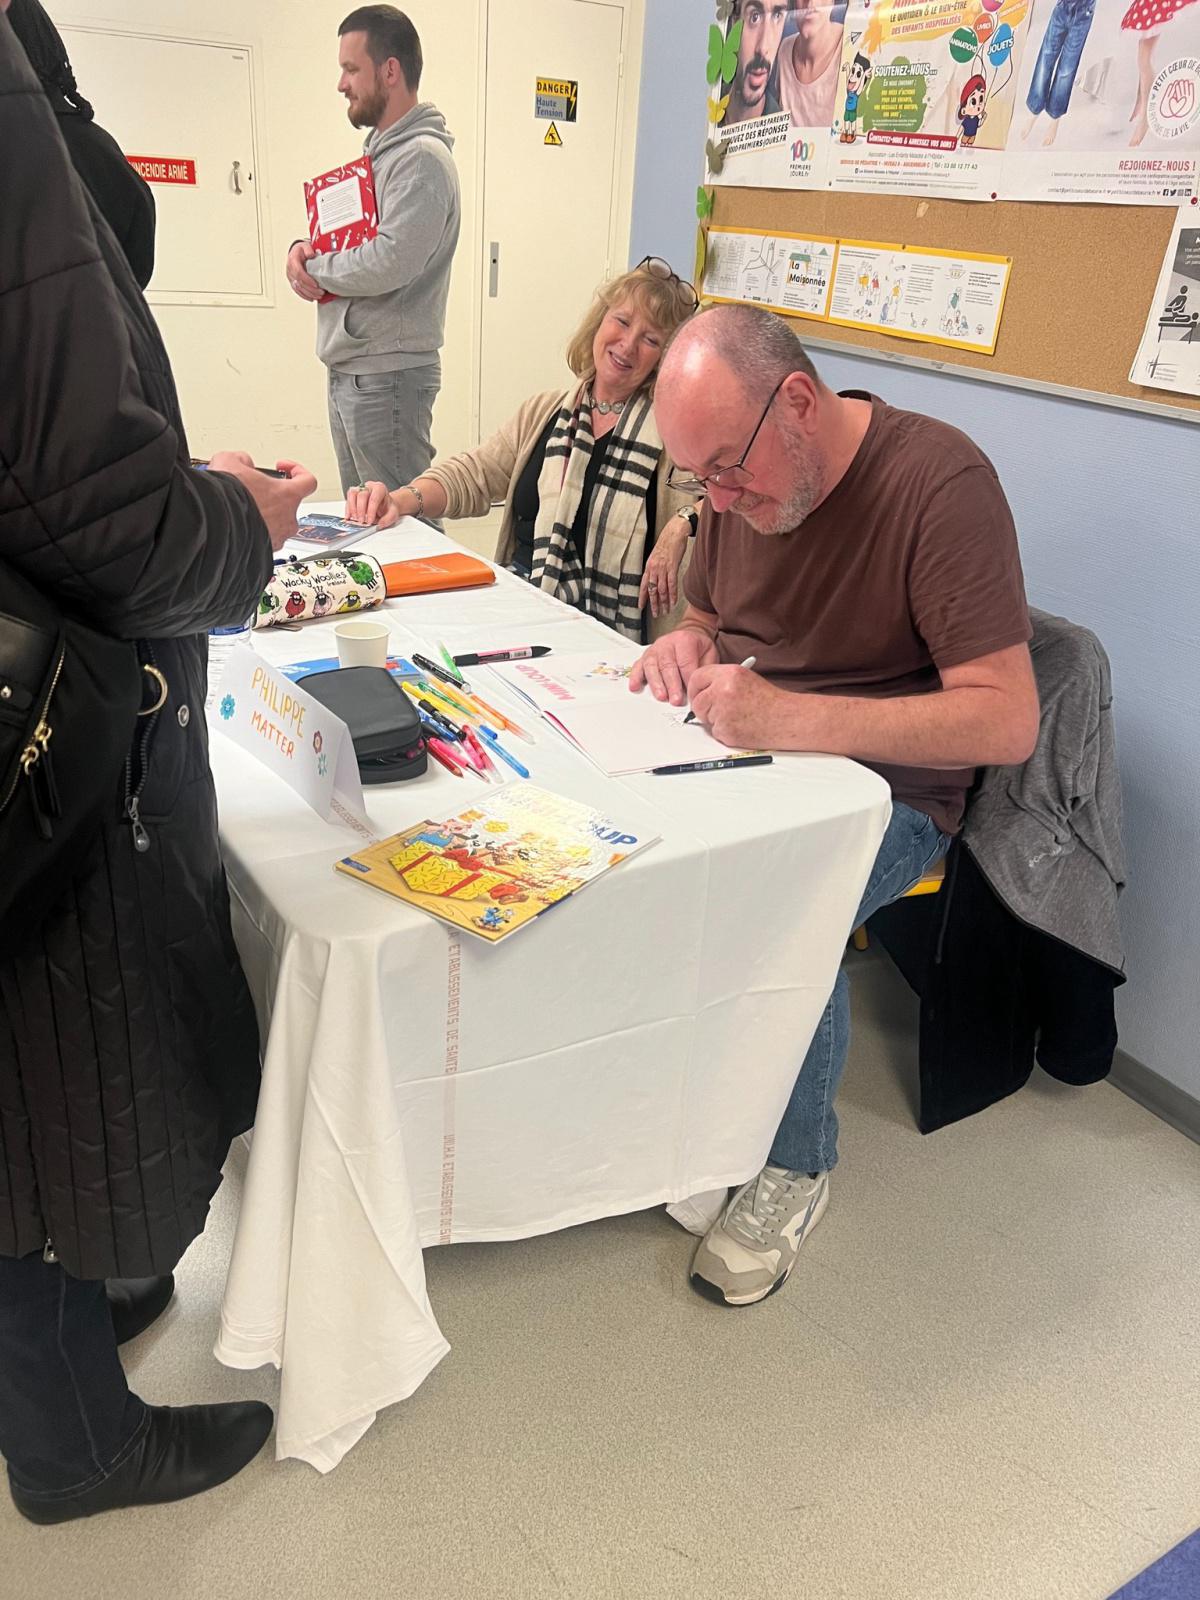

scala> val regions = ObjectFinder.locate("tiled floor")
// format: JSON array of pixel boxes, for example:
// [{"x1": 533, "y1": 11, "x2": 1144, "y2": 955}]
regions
[{"x1": 5, "y1": 950, "x2": 1198, "y2": 1600}]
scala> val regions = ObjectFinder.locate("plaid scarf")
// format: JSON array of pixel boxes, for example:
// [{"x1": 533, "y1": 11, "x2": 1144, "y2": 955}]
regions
[{"x1": 530, "y1": 383, "x2": 661, "y2": 641}]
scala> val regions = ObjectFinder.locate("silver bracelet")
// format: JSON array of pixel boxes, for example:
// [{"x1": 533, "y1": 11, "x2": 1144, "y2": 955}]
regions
[{"x1": 406, "y1": 484, "x2": 425, "y2": 519}]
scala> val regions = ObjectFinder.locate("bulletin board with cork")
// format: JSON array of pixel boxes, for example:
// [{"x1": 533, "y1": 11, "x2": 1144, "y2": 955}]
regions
[{"x1": 706, "y1": 184, "x2": 1200, "y2": 420}]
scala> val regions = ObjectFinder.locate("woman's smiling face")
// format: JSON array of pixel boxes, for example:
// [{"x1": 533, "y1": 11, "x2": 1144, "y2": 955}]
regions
[{"x1": 591, "y1": 299, "x2": 666, "y2": 401}]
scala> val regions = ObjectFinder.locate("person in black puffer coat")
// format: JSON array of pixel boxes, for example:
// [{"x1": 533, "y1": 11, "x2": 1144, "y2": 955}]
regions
[
  {"x1": 8, "y1": 0, "x2": 156, "y2": 288},
  {"x1": 0, "y1": 10, "x2": 318, "y2": 1524}
]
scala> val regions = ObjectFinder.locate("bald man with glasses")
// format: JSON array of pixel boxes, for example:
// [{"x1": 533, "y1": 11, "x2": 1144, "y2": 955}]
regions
[{"x1": 632, "y1": 305, "x2": 1038, "y2": 1308}]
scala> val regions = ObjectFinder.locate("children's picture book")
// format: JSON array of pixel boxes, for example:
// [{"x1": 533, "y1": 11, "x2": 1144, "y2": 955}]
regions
[
  {"x1": 293, "y1": 515, "x2": 377, "y2": 552},
  {"x1": 334, "y1": 784, "x2": 659, "y2": 941},
  {"x1": 280, "y1": 655, "x2": 423, "y2": 684},
  {"x1": 488, "y1": 649, "x2": 741, "y2": 776}
]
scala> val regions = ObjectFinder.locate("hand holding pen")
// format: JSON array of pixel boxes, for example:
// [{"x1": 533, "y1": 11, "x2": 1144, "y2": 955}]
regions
[
  {"x1": 682, "y1": 656, "x2": 785, "y2": 754},
  {"x1": 683, "y1": 657, "x2": 757, "y2": 725}
]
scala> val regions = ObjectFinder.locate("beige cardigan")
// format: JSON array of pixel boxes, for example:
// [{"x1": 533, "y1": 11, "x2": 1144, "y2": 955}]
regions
[{"x1": 425, "y1": 384, "x2": 693, "y2": 636}]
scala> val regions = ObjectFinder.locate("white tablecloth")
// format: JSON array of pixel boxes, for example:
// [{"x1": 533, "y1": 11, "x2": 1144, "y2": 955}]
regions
[{"x1": 209, "y1": 513, "x2": 891, "y2": 1470}]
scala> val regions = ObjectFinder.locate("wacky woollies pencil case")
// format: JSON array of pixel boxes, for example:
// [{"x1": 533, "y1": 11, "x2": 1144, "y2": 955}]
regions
[{"x1": 254, "y1": 552, "x2": 386, "y2": 628}]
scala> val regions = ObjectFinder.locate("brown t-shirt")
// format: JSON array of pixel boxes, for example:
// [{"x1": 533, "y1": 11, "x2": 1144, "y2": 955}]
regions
[{"x1": 683, "y1": 393, "x2": 1031, "y2": 834}]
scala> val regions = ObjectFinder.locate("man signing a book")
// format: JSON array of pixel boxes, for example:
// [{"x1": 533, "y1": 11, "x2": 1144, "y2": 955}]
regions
[
  {"x1": 631, "y1": 305, "x2": 1039, "y2": 1310},
  {"x1": 286, "y1": 6, "x2": 461, "y2": 496}
]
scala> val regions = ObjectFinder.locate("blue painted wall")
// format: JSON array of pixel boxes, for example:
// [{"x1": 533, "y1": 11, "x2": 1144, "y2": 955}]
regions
[
  {"x1": 629, "y1": 0, "x2": 709, "y2": 276},
  {"x1": 631, "y1": 4, "x2": 1200, "y2": 1098}
]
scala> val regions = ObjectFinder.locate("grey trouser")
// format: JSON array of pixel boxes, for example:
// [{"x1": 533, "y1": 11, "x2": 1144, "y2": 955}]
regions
[{"x1": 326, "y1": 360, "x2": 441, "y2": 495}]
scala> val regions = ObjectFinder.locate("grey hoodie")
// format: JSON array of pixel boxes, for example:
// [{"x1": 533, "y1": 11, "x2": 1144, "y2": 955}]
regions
[{"x1": 309, "y1": 102, "x2": 460, "y2": 374}]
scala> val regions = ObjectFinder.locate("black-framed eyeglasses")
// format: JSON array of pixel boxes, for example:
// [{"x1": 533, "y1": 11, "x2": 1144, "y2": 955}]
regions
[
  {"x1": 667, "y1": 374, "x2": 788, "y2": 495},
  {"x1": 635, "y1": 255, "x2": 700, "y2": 312}
]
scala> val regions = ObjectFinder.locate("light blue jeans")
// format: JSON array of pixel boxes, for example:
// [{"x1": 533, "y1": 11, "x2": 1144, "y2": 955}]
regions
[
  {"x1": 1026, "y1": 0, "x2": 1096, "y2": 120},
  {"x1": 327, "y1": 361, "x2": 441, "y2": 496},
  {"x1": 769, "y1": 802, "x2": 950, "y2": 1175}
]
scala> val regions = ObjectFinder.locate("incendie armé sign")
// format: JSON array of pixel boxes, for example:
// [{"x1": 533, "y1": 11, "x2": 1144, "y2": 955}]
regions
[{"x1": 127, "y1": 155, "x2": 197, "y2": 186}]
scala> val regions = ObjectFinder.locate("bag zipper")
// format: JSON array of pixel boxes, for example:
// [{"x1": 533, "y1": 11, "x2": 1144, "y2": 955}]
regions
[
  {"x1": 123, "y1": 643, "x2": 161, "y2": 853},
  {"x1": 1, "y1": 642, "x2": 65, "y2": 821}
]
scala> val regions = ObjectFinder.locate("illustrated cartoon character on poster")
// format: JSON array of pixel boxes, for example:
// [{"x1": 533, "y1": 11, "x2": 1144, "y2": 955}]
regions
[
  {"x1": 841, "y1": 52, "x2": 871, "y2": 143},
  {"x1": 958, "y1": 74, "x2": 988, "y2": 146}
]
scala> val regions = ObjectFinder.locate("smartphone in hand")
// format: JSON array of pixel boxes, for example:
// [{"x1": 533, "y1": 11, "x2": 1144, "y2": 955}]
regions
[{"x1": 190, "y1": 458, "x2": 288, "y2": 479}]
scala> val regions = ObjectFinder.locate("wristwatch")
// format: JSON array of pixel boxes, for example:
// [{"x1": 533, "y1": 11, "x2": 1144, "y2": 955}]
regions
[{"x1": 679, "y1": 507, "x2": 700, "y2": 537}]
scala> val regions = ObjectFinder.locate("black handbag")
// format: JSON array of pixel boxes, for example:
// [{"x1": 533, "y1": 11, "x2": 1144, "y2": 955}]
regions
[
  {"x1": 298, "y1": 666, "x2": 428, "y2": 783},
  {"x1": 0, "y1": 558, "x2": 143, "y2": 955}
]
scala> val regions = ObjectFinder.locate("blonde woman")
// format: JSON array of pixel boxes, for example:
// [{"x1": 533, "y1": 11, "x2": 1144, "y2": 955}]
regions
[{"x1": 345, "y1": 257, "x2": 701, "y2": 640}]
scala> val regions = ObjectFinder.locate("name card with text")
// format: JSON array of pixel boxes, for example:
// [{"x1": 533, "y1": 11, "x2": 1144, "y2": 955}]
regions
[{"x1": 213, "y1": 646, "x2": 367, "y2": 827}]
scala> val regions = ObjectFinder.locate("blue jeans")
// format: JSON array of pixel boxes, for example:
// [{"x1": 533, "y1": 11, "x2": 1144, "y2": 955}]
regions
[
  {"x1": 769, "y1": 803, "x2": 950, "y2": 1175},
  {"x1": 1026, "y1": 0, "x2": 1096, "y2": 120},
  {"x1": 327, "y1": 361, "x2": 441, "y2": 496},
  {"x1": 0, "y1": 1250, "x2": 148, "y2": 1495}
]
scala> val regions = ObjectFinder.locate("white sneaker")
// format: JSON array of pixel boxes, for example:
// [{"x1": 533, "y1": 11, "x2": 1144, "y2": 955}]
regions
[{"x1": 689, "y1": 1166, "x2": 829, "y2": 1307}]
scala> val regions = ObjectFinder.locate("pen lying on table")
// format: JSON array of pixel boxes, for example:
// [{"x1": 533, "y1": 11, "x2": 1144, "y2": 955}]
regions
[
  {"x1": 652, "y1": 756, "x2": 774, "y2": 776},
  {"x1": 453, "y1": 646, "x2": 550, "y2": 667}
]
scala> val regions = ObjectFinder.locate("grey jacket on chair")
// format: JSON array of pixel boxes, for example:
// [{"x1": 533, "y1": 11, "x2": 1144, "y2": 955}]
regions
[{"x1": 963, "y1": 608, "x2": 1126, "y2": 975}]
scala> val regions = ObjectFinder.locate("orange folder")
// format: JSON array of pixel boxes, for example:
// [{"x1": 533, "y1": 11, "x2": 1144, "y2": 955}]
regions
[{"x1": 381, "y1": 554, "x2": 497, "y2": 598}]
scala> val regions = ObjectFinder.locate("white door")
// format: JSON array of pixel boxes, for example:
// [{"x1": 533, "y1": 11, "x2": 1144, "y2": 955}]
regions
[
  {"x1": 479, "y1": 0, "x2": 625, "y2": 442},
  {"x1": 59, "y1": 28, "x2": 266, "y2": 304}
]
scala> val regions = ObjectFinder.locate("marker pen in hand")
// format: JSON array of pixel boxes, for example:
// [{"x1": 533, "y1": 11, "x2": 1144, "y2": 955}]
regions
[{"x1": 684, "y1": 656, "x2": 757, "y2": 725}]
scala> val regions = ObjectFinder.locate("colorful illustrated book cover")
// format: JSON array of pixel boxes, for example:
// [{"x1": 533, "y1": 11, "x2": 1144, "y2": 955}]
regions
[{"x1": 335, "y1": 784, "x2": 658, "y2": 941}]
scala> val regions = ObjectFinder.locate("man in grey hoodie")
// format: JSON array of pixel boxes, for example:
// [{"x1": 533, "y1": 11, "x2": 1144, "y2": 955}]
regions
[{"x1": 287, "y1": 6, "x2": 461, "y2": 496}]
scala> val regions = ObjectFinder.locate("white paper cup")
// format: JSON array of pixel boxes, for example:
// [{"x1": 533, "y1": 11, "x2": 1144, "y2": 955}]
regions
[{"x1": 335, "y1": 619, "x2": 390, "y2": 669}]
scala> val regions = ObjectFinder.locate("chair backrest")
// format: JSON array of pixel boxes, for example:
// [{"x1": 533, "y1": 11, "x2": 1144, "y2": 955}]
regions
[{"x1": 963, "y1": 607, "x2": 1125, "y2": 974}]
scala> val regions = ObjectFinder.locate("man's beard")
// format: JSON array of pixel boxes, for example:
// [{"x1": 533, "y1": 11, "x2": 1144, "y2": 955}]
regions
[
  {"x1": 348, "y1": 84, "x2": 388, "y2": 128},
  {"x1": 739, "y1": 433, "x2": 826, "y2": 536},
  {"x1": 737, "y1": 54, "x2": 773, "y2": 107}
]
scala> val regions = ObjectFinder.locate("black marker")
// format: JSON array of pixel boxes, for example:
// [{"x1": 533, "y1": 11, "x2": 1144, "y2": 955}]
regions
[
  {"x1": 412, "y1": 652, "x2": 469, "y2": 690},
  {"x1": 453, "y1": 646, "x2": 550, "y2": 666},
  {"x1": 652, "y1": 756, "x2": 773, "y2": 776}
]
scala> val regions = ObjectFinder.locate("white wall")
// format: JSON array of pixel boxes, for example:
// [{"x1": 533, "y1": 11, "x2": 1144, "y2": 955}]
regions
[
  {"x1": 629, "y1": 0, "x2": 707, "y2": 275},
  {"x1": 64, "y1": 2, "x2": 644, "y2": 498},
  {"x1": 630, "y1": 1, "x2": 1200, "y2": 1104},
  {"x1": 63, "y1": 2, "x2": 484, "y2": 495}
]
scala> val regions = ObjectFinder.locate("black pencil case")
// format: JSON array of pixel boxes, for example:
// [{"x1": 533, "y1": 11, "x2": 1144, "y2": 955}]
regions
[{"x1": 298, "y1": 666, "x2": 427, "y2": 783}]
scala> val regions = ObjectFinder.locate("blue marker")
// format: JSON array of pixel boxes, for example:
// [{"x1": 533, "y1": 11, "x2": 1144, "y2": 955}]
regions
[
  {"x1": 417, "y1": 711, "x2": 461, "y2": 745},
  {"x1": 478, "y1": 724, "x2": 530, "y2": 779}
]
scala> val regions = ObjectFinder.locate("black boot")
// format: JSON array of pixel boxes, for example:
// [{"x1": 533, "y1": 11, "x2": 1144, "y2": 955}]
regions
[
  {"x1": 106, "y1": 1275, "x2": 176, "y2": 1345},
  {"x1": 10, "y1": 1401, "x2": 274, "y2": 1525}
]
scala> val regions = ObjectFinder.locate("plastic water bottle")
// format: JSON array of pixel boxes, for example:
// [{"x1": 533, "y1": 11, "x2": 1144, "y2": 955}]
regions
[{"x1": 205, "y1": 616, "x2": 254, "y2": 713}]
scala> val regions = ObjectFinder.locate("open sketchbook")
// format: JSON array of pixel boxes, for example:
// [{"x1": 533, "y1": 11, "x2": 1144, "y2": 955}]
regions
[
  {"x1": 488, "y1": 649, "x2": 738, "y2": 776},
  {"x1": 335, "y1": 784, "x2": 658, "y2": 942}
]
